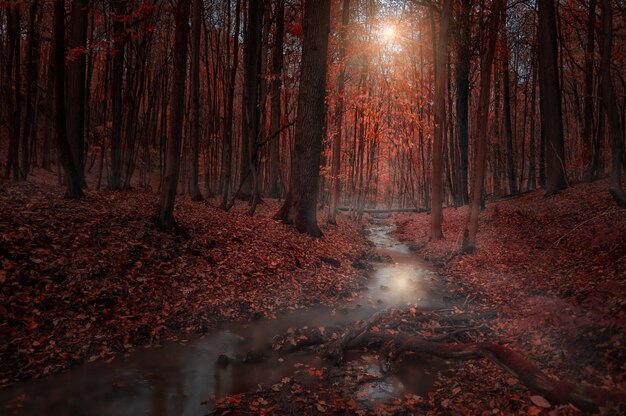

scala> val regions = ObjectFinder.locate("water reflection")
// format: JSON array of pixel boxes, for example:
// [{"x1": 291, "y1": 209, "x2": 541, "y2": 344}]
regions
[{"x1": 0, "y1": 220, "x2": 444, "y2": 415}]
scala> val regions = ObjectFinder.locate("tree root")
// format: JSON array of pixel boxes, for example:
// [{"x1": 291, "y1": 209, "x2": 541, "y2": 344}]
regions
[{"x1": 220, "y1": 308, "x2": 626, "y2": 412}]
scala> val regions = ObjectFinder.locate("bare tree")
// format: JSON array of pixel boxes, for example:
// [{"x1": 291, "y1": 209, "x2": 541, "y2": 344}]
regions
[
  {"x1": 153, "y1": 0, "x2": 192, "y2": 229},
  {"x1": 54, "y1": 0, "x2": 84, "y2": 199},
  {"x1": 599, "y1": 0, "x2": 626, "y2": 207},
  {"x1": 273, "y1": 0, "x2": 331, "y2": 237},
  {"x1": 537, "y1": 0, "x2": 567, "y2": 194},
  {"x1": 462, "y1": 0, "x2": 504, "y2": 252},
  {"x1": 328, "y1": 0, "x2": 350, "y2": 225}
]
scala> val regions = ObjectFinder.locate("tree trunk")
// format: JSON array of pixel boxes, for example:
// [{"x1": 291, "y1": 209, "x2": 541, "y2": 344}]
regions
[
  {"x1": 220, "y1": 0, "x2": 241, "y2": 209},
  {"x1": 461, "y1": 0, "x2": 504, "y2": 252},
  {"x1": 268, "y1": 0, "x2": 285, "y2": 199},
  {"x1": 583, "y1": 0, "x2": 596, "y2": 182},
  {"x1": 190, "y1": 0, "x2": 203, "y2": 201},
  {"x1": 501, "y1": 7, "x2": 516, "y2": 194},
  {"x1": 328, "y1": 0, "x2": 350, "y2": 225},
  {"x1": 273, "y1": 0, "x2": 331, "y2": 237},
  {"x1": 54, "y1": 0, "x2": 84, "y2": 199},
  {"x1": 538, "y1": 0, "x2": 567, "y2": 194},
  {"x1": 239, "y1": 0, "x2": 263, "y2": 199},
  {"x1": 20, "y1": 0, "x2": 41, "y2": 180},
  {"x1": 109, "y1": 0, "x2": 127, "y2": 190},
  {"x1": 67, "y1": 0, "x2": 88, "y2": 187},
  {"x1": 153, "y1": 0, "x2": 191, "y2": 229},
  {"x1": 599, "y1": 0, "x2": 626, "y2": 207},
  {"x1": 430, "y1": 0, "x2": 452, "y2": 240},
  {"x1": 455, "y1": 0, "x2": 471, "y2": 205}
]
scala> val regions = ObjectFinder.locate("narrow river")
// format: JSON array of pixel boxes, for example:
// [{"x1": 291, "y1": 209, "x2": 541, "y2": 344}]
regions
[{"x1": 1, "y1": 219, "x2": 446, "y2": 415}]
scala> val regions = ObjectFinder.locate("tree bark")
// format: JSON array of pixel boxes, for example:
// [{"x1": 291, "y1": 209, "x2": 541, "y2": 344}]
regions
[
  {"x1": 67, "y1": 0, "x2": 89, "y2": 187},
  {"x1": 109, "y1": 0, "x2": 127, "y2": 190},
  {"x1": 268, "y1": 0, "x2": 285, "y2": 199},
  {"x1": 583, "y1": 0, "x2": 596, "y2": 182},
  {"x1": 273, "y1": 0, "x2": 331, "y2": 237},
  {"x1": 328, "y1": 0, "x2": 350, "y2": 225},
  {"x1": 153, "y1": 0, "x2": 191, "y2": 230},
  {"x1": 430, "y1": 0, "x2": 452, "y2": 240},
  {"x1": 537, "y1": 0, "x2": 567, "y2": 194},
  {"x1": 239, "y1": 0, "x2": 263, "y2": 199},
  {"x1": 20, "y1": 0, "x2": 42, "y2": 180},
  {"x1": 599, "y1": 0, "x2": 626, "y2": 207},
  {"x1": 220, "y1": 0, "x2": 241, "y2": 209},
  {"x1": 455, "y1": 0, "x2": 471, "y2": 205},
  {"x1": 54, "y1": 0, "x2": 84, "y2": 199},
  {"x1": 462, "y1": 0, "x2": 504, "y2": 252},
  {"x1": 501, "y1": 7, "x2": 516, "y2": 194},
  {"x1": 190, "y1": 0, "x2": 203, "y2": 201}
]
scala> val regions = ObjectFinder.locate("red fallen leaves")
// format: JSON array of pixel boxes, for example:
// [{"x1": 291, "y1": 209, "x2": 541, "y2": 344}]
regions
[
  {"x1": 394, "y1": 179, "x2": 626, "y2": 414},
  {"x1": 0, "y1": 180, "x2": 370, "y2": 387}
]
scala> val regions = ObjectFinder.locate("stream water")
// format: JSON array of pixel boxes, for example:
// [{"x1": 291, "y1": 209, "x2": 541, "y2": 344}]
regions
[{"x1": 1, "y1": 219, "x2": 446, "y2": 415}]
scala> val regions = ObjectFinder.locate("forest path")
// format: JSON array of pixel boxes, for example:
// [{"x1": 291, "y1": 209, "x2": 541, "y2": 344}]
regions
[{"x1": 1, "y1": 219, "x2": 447, "y2": 415}]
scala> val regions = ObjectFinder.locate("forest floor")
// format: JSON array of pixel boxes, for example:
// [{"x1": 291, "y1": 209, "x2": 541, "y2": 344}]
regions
[
  {"x1": 208, "y1": 180, "x2": 626, "y2": 416},
  {"x1": 0, "y1": 170, "x2": 372, "y2": 387},
  {"x1": 389, "y1": 179, "x2": 626, "y2": 415}
]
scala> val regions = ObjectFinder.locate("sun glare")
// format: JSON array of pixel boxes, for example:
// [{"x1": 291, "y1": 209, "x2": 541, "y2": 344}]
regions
[{"x1": 381, "y1": 24, "x2": 397, "y2": 43}]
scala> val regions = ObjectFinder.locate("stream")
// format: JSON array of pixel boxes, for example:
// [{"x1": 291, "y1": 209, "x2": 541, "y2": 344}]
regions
[{"x1": 1, "y1": 219, "x2": 447, "y2": 415}]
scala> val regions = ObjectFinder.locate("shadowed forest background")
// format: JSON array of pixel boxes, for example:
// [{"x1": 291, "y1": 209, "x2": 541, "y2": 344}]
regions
[{"x1": 1, "y1": 0, "x2": 625, "y2": 414}]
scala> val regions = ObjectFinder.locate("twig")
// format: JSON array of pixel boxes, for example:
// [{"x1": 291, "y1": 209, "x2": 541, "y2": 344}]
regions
[{"x1": 552, "y1": 208, "x2": 625, "y2": 247}]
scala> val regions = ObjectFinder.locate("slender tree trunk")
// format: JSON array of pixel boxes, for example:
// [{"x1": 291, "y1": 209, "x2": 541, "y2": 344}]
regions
[
  {"x1": 54, "y1": 0, "x2": 84, "y2": 199},
  {"x1": 109, "y1": 0, "x2": 127, "y2": 189},
  {"x1": 462, "y1": 0, "x2": 504, "y2": 252},
  {"x1": 538, "y1": 0, "x2": 567, "y2": 194},
  {"x1": 328, "y1": 0, "x2": 350, "y2": 225},
  {"x1": 501, "y1": 7, "x2": 516, "y2": 194},
  {"x1": 455, "y1": 0, "x2": 471, "y2": 205},
  {"x1": 67, "y1": 0, "x2": 88, "y2": 187},
  {"x1": 599, "y1": 0, "x2": 626, "y2": 207},
  {"x1": 153, "y1": 0, "x2": 192, "y2": 229},
  {"x1": 527, "y1": 49, "x2": 538, "y2": 190},
  {"x1": 19, "y1": 0, "x2": 41, "y2": 180},
  {"x1": 273, "y1": 0, "x2": 331, "y2": 237},
  {"x1": 220, "y1": 0, "x2": 241, "y2": 209},
  {"x1": 190, "y1": 0, "x2": 203, "y2": 200},
  {"x1": 430, "y1": 0, "x2": 452, "y2": 240},
  {"x1": 583, "y1": 0, "x2": 596, "y2": 182},
  {"x1": 239, "y1": 0, "x2": 263, "y2": 199},
  {"x1": 268, "y1": 0, "x2": 285, "y2": 199}
]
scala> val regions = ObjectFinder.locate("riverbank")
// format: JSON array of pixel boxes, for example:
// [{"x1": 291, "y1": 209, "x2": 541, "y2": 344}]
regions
[
  {"x1": 393, "y1": 179, "x2": 626, "y2": 414},
  {"x1": 0, "y1": 177, "x2": 371, "y2": 387}
]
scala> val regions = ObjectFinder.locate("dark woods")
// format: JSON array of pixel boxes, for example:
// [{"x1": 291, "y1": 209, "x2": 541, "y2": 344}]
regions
[{"x1": 0, "y1": 0, "x2": 624, "y2": 237}]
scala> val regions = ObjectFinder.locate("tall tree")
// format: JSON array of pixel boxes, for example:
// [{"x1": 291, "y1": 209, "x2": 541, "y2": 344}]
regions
[
  {"x1": 328, "y1": 0, "x2": 350, "y2": 225},
  {"x1": 109, "y1": 0, "x2": 127, "y2": 190},
  {"x1": 153, "y1": 0, "x2": 192, "y2": 229},
  {"x1": 67, "y1": 0, "x2": 89, "y2": 187},
  {"x1": 19, "y1": 0, "x2": 42, "y2": 180},
  {"x1": 431, "y1": 0, "x2": 452, "y2": 240},
  {"x1": 599, "y1": 0, "x2": 626, "y2": 207},
  {"x1": 583, "y1": 0, "x2": 596, "y2": 182},
  {"x1": 501, "y1": 5, "x2": 516, "y2": 194},
  {"x1": 268, "y1": 0, "x2": 285, "y2": 199},
  {"x1": 273, "y1": 0, "x2": 331, "y2": 237},
  {"x1": 54, "y1": 0, "x2": 84, "y2": 199},
  {"x1": 239, "y1": 0, "x2": 263, "y2": 199},
  {"x1": 220, "y1": 0, "x2": 241, "y2": 209},
  {"x1": 537, "y1": 0, "x2": 567, "y2": 194},
  {"x1": 190, "y1": 0, "x2": 203, "y2": 201},
  {"x1": 455, "y1": 0, "x2": 471, "y2": 205},
  {"x1": 462, "y1": 0, "x2": 504, "y2": 252}
]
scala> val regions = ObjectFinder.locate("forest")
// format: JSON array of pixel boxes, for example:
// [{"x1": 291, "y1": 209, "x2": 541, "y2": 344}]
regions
[{"x1": 0, "y1": 0, "x2": 625, "y2": 414}]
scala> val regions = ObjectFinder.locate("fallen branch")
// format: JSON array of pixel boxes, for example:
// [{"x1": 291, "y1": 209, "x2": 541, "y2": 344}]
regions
[{"x1": 230, "y1": 308, "x2": 626, "y2": 412}]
